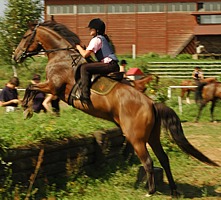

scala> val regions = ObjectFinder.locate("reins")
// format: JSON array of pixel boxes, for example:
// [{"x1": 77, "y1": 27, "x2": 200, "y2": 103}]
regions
[
  {"x1": 20, "y1": 23, "x2": 77, "y2": 59},
  {"x1": 24, "y1": 46, "x2": 77, "y2": 57}
]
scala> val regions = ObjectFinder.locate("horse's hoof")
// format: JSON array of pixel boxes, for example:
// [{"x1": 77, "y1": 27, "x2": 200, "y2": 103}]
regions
[
  {"x1": 23, "y1": 110, "x2": 33, "y2": 119},
  {"x1": 145, "y1": 193, "x2": 152, "y2": 197},
  {"x1": 171, "y1": 190, "x2": 181, "y2": 198}
]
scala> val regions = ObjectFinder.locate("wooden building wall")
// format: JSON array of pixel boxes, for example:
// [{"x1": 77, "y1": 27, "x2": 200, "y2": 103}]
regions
[{"x1": 44, "y1": 0, "x2": 220, "y2": 56}]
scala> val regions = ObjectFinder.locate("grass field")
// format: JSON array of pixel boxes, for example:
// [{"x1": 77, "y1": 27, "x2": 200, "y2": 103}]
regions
[
  {"x1": 1, "y1": 55, "x2": 221, "y2": 199},
  {"x1": 1, "y1": 101, "x2": 221, "y2": 199}
]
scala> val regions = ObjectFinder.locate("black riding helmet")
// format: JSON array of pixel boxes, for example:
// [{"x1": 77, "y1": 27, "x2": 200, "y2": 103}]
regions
[{"x1": 88, "y1": 18, "x2": 106, "y2": 35}]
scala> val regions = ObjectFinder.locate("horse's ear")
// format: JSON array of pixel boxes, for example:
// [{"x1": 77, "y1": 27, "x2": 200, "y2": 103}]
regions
[{"x1": 28, "y1": 21, "x2": 38, "y2": 30}]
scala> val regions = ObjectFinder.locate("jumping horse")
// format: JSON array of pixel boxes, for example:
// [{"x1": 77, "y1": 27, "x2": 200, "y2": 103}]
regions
[
  {"x1": 195, "y1": 81, "x2": 221, "y2": 122},
  {"x1": 13, "y1": 20, "x2": 219, "y2": 197}
]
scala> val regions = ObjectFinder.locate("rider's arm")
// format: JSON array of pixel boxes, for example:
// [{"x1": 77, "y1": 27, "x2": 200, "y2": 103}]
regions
[{"x1": 76, "y1": 45, "x2": 92, "y2": 58}]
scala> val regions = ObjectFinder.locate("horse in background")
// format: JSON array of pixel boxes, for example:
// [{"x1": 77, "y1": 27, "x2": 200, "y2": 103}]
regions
[
  {"x1": 180, "y1": 77, "x2": 217, "y2": 104},
  {"x1": 128, "y1": 74, "x2": 159, "y2": 93},
  {"x1": 195, "y1": 81, "x2": 221, "y2": 122},
  {"x1": 13, "y1": 20, "x2": 219, "y2": 197}
]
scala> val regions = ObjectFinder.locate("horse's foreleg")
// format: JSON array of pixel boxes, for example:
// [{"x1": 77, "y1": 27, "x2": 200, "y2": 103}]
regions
[
  {"x1": 22, "y1": 89, "x2": 37, "y2": 119},
  {"x1": 180, "y1": 89, "x2": 185, "y2": 99},
  {"x1": 186, "y1": 90, "x2": 191, "y2": 104}
]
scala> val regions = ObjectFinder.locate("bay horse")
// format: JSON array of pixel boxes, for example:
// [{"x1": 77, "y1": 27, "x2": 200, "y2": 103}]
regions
[
  {"x1": 195, "y1": 81, "x2": 221, "y2": 122},
  {"x1": 126, "y1": 74, "x2": 159, "y2": 93},
  {"x1": 180, "y1": 77, "x2": 217, "y2": 104},
  {"x1": 13, "y1": 20, "x2": 219, "y2": 197}
]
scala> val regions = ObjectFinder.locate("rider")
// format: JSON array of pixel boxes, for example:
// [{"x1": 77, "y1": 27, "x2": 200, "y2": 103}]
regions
[
  {"x1": 192, "y1": 66, "x2": 204, "y2": 85},
  {"x1": 192, "y1": 67, "x2": 204, "y2": 103},
  {"x1": 76, "y1": 18, "x2": 119, "y2": 102}
]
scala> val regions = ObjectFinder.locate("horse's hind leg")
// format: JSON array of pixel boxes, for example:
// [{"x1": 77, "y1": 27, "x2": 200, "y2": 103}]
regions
[
  {"x1": 133, "y1": 141, "x2": 155, "y2": 195},
  {"x1": 210, "y1": 99, "x2": 217, "y2": 122},
  {"x1": 148, "y1": 126, "x2": 178, "y2": 196}
]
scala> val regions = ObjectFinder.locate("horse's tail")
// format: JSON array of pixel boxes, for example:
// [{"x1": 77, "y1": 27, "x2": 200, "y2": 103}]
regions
[{"x1": 154, "y1": 102, "x2": 219, "y2": 167}]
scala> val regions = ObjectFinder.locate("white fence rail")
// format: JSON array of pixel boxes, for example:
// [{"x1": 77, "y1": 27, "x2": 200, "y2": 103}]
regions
[
  {"x1": 167, "y1": 85, "x2": 198, "y2": 99},
  {"x1": 167, "y1": 85, "x2": 198, "y2": 114}
]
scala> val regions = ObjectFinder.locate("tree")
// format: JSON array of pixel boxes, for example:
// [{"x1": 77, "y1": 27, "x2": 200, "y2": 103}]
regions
[{"x1": 0, "y1": 0, "x2": 43, "y2": 69}]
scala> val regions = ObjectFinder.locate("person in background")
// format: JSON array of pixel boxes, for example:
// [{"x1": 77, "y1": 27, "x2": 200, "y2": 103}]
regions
[
  {"x1": 0, "y1": 76, "x2": 20, "y2": 112},
  {"x1": 192, "y1": 67, "x2": 204, "y2": 103},
  {"x1": 76, "y1": 18, "x2": 119, "y2": 102},
  {"x1": 43, "y1": 94, "x2": 60, "y2": 116},
  {"x1": 119, "y1": 59, "x2": 127, "y2": 73},
  {"x1": 31, "y1": 74, "x2": 47, "y2": 113},
  {"x1": 192, "y1": 66, "x2": 204, "y2": 85},
  {"x1": 119, "y1": 59, "x2": 128, "y2": 77}
]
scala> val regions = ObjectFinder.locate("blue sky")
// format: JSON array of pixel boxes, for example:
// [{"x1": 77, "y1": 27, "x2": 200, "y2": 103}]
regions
[
  {"x1": 0, "y1": 0, "x2": 44, "y2": 17},
  {"x1": 0, "y1": 0, "x2": 7, "y2": 16}
]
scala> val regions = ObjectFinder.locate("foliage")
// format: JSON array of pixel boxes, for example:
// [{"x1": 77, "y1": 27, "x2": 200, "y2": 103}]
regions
[
  {"x1": 175, "y1": 53, "x2": 193, "y2": 60},
  {"x1": 0, "y1": 0, "x2": 43, "y2": 66}
]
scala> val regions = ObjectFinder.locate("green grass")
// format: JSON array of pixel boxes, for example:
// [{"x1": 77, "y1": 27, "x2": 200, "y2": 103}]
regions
[
  {"x1": 0, "y1": 106, "x2": 115, "y2": 148},
  {"x1": 1, "y1": 101, "x2": 221, "y2": 199},
  {"x1": 40, "y1": 122, "x2": 221, "y2": 200},
  {"x1": 1, "y1": 55, "x2": 221, "y2": 199}
]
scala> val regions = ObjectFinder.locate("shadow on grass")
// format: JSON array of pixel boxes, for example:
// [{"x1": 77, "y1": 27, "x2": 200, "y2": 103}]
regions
[
  {"x1": 136, "y1": 181, "x2": 221, "y2": 198},
  {"x1": 176, "y1": 182, "x2": 221, "y2": 198}
]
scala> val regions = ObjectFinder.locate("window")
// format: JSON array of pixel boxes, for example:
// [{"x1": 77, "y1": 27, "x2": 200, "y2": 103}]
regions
[
  {"x1": 137, "y1": 3, "x2": 165, "y2": 13},
  {"x1": 78, "y1": 4, "x2": 105, "y2": 14},
  {"x1": 108, "y1": 4, "x2": 135, "y2": 13},
  {"x1": 200, "y1": 15, "x2": 221, "y2": 24},
  {"x1": 47, "y1": 5, "x2": 76, "y2": 15},
  {"x1": 204, "y1": 2, "x2": 221, "y2": 11},
  {"x1": 167, "y1": 3, "x2": 195, "y2": 12}
]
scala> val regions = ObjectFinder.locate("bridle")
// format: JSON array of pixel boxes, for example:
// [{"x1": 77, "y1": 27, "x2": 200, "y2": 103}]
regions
[
  {"x1": 19, "y1": 23, "x2": 40, "y2": 59},
  {"x1": 18, "y1": 23, "x2": 76, "y2": 61}
]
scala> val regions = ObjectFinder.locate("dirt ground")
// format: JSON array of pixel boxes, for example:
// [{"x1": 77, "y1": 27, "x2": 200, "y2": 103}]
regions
[{"x1": 183, "y1": 122, "x2": 221, "y2": 166}]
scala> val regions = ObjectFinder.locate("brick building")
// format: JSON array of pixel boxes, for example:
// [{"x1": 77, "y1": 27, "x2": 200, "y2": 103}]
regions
[{"x1": 44, "y1": 0, "x2": 221, "y2": 57}]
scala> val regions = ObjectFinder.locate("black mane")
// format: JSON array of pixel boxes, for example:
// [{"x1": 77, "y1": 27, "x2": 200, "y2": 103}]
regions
[{"x1": 40, "y1": 20, "x2": 81, "y2": 46}]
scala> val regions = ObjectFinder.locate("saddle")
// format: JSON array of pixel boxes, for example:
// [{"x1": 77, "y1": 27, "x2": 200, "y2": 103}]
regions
[{"x1": 68, "y1": 72, "x2": 124, "y2": 105}]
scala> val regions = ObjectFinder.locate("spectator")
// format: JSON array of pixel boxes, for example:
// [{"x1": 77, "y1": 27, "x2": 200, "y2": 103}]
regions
[
  {"x1": 43, "y1": 94, "x2": 60, "y2": 116},
  {"x1": 119, "y1": 59, "x2": 127, "y2": 77},
  {"x1": 0, "y1": 77, "x2": 20, "y2": 112},
  {"x1": 31, "y1": 74, "x2": 47, "y2": 113}
]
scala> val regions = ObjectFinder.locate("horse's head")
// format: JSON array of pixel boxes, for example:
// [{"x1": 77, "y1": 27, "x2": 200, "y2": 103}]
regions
[
  {"x1": 13, "y1": 22, "x2": 43, "y2": 63},
  {"x1": 13, "y1": 20, "x2": 82, "y2": 63}
]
